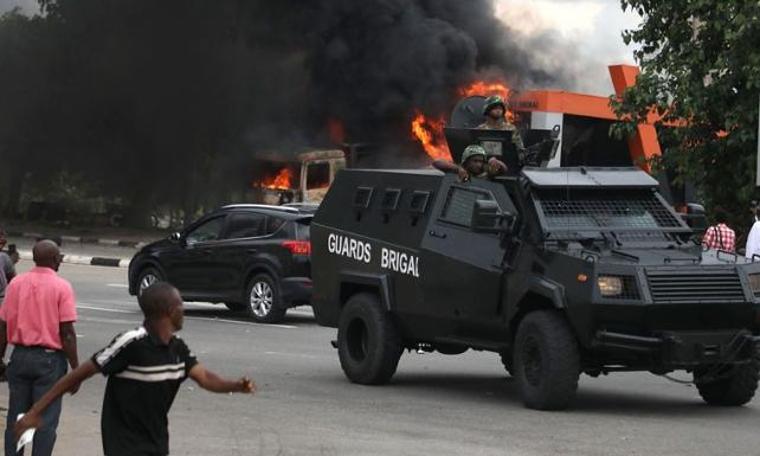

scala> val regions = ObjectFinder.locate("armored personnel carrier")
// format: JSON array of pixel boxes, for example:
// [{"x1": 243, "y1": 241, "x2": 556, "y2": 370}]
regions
[{"x1": 309, "y1": 102, "x2": 760, "y2": 410}]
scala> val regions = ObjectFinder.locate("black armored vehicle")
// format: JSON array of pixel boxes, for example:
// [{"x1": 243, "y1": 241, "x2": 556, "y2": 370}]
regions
[{"x1": 310, "y1": 164, "x2": 760, "y2": 410}]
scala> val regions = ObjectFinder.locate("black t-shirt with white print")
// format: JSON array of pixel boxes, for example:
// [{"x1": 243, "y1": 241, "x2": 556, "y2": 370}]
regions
[{"x1": 91, "y1": 326, "x2": 198, "y2": 456}]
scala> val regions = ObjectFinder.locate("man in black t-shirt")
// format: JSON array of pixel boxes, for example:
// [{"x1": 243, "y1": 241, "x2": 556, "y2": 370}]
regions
[{"x1": 14, "y1": 282, "x2": 255, "y2": 456}]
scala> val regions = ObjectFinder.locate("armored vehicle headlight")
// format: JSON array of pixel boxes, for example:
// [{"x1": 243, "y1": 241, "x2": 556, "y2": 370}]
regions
[
  {"x1": 597, "y1": 276, "x2": 624, "y2": 297},
  {"x1": 748, "y1": 273, "x2": 760, "y2": 295}
]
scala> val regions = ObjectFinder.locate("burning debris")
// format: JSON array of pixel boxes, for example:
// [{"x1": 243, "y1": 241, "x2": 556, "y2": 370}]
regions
[
  {"x1": 253, "y1": 167, "x2": 296, "y2": 190},
  {"x1": 410, "y1": 79, "x2": 516, "y2": 162}
]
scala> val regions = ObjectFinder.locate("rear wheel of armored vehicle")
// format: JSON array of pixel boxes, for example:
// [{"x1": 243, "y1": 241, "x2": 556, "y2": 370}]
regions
[
  {"x1": 694, "y1": 349, "x2": 760, "y2": 406},
  {"x1": 246, "y1": 273, "x2": 286, "y2": 323},
  {"x1": 514, "y1": 310, "x2": 580, "y2": 410},
  {"x1": 338, "y1": 293, "x2": 403, "y2": 385}
]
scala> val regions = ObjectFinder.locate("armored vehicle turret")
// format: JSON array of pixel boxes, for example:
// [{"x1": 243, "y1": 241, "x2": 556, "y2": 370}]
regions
[{"x1": 310, "y1": 165, "x2": 760, "y2": 410}]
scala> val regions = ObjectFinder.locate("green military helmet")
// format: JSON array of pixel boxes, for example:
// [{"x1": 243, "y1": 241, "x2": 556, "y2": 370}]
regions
[
  {"x1": 460, "y1": 144, "x2": 487, "y2": 165},
  {"x1": 482, "y1": 95, "x2": 506, "y2": 115}
]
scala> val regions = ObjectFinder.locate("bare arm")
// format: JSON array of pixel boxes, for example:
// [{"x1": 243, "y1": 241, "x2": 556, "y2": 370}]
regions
[
  {"x1": 60, "y1": 322, "x2": 79, "y2": 370},
  {"x1": 432, "y1": 160, "x2": 469, "y2": 181},
  {"x1": 14, "y1": 360, "x2": 99, "y2": 441},
  {"x1": 189, "y1": 363, "x2": 255, "y2": 394}
]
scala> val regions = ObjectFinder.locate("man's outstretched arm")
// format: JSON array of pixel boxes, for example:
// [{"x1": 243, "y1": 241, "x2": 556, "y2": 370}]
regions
[
  {"x1": 189, "y1": 363, "x2": 255, "y2": 394},
  {"x1": 14, "y1": 360, "x2": 99, "y2": 441}
]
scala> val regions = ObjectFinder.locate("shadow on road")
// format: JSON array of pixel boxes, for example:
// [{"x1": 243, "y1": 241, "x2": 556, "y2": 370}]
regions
[
  {"x1": 387, "y1": 372, "x2": 760, "y2": 417},
  {"x1": 183, "y1": 306, "x2": 317, "y2": 326}
]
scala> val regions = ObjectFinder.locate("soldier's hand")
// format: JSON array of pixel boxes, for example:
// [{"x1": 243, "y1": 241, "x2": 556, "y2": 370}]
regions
[{"x1": 456, "y1": 166, "x2": 470, "y2": 182}]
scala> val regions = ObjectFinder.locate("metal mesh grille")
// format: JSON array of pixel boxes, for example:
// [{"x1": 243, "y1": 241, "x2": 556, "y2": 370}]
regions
[
  {"x1": 647, "y1": 269, "x2": 745, "y2": 303},
  {"x1": 537, "y1": 189, "x2": 683, "y2": 230}
]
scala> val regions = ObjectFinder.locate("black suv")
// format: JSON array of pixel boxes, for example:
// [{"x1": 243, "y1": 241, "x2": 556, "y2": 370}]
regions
[{"x1": 128, "y1": 204, "x2": 312, "y2": 323}]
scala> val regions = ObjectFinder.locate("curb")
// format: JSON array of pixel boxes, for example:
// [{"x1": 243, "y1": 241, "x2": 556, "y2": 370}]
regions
[
  {"x1": 19, "y1": 250, "x2": 130, "y2": 269},
  {"x1": 7, "y1": 231, "x2": 147, "y2": 249}
]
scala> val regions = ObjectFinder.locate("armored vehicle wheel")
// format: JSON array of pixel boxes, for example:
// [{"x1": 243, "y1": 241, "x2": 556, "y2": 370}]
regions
[
  {"x1": 500, "y1": 351, "x2": 514, "y2": 377},
  {"x1": 338, "y1": 293, "x2": 403, "y2": 385},
  {"x1": 137, "y1": 267, "x2": 162, "y2": 296},
  {"x1": 514, "y1": 310, "x2": 580, "y2": 410},
  {"x1": 246, "y1": 273, "x2": 286, "y2": 323},
  {"x1": 695, "y1": 350, "x2": 760, "y2": 406}
]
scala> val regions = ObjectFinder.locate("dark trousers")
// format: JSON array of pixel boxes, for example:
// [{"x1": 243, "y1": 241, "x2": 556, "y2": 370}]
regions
[{"x1": 4, "y1": 346, "x2": 67, "y2": 456}]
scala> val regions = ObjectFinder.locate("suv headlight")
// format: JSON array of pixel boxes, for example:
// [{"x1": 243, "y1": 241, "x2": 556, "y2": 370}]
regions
[
  {"x1": 598, "y1": 275, "x2": 624, "y2": 297},
  {"x1": 748, "y1": 273, "x2": 760, "y2": 295}
]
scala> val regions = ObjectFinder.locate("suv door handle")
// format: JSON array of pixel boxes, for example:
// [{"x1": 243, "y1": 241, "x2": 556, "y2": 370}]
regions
[
  {"x1": 246, "y1": 249, "x2": 258, "y2": 254},
  {"x1": 429, "y1": 230, "x2": 447, "y2": 239}
]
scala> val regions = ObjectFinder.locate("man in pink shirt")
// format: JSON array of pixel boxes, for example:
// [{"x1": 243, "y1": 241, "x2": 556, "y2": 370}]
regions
[{"x1": 0, "y1": 240, "x2": 79, "y2": 456}]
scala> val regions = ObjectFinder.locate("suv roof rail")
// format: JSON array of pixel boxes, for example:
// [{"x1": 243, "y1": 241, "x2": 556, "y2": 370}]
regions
[{"x1": 221, "y1": 204, "x2": 300, "y2": 213}]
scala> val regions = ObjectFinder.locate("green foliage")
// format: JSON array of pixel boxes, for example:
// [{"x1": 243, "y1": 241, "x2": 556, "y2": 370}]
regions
[{"x1": 612, "y1": 0, "x2": 760, "y2": 232}]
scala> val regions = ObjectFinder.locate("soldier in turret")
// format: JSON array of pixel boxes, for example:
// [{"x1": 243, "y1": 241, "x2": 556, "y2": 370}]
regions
[
  {"x1": 432, "y1": 144, "x2": 507, "y2": 182},
  {"x1": 478, "y1": 95, "x2": 525, "y2": 157}
]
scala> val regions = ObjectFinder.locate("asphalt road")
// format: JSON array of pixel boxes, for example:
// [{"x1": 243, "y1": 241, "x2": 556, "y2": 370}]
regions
[{"x1": 2, "y1": 261, "x2": 760, "y2": 455}]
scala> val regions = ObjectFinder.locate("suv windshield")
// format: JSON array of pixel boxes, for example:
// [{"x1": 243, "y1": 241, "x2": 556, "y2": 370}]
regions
[{"x1": 534, "y1": 188, "x2": 688, "y2": 238}]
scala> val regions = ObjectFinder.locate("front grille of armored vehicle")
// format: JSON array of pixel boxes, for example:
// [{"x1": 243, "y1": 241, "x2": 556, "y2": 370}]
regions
[{"x1": 646, "y1": 269, "x2": 745, "y2": 303}]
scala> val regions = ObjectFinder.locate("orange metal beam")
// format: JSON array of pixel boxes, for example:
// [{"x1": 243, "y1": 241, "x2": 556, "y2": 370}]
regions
[{"x1": 512, "y1": 65, "x2": 663, "y2": 172}]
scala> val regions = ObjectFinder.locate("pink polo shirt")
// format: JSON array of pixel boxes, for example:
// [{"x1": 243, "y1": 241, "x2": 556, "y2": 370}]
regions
[{"x1": 0, "y1": 266, "x2": 77, "y2": 350}]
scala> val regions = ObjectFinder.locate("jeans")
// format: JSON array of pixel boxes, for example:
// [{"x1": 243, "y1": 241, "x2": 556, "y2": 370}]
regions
[{"x1": 4, "y1": 347, "x2": 67, "y2": 456}]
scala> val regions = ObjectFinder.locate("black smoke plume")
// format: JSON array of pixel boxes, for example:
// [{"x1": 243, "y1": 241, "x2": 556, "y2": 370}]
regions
[{"x1": 0, "y1": 0, "x2": 573, "y2": 221}]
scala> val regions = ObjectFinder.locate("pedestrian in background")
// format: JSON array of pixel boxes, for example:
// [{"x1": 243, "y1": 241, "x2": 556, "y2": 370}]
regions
[
  {"x1": 0, "y1": 228, "x2": 17, "y2": 302},
  {"x1": 702, "y1": 208, "x2": 736, "y2": 252},
  {"x1": 0, "y1": 240, "x2": 79, "y2": 456},
  {"x1": 746, "y1": 211, "x2": 760, "y2": 260},
  {"x1": 14, "y1": 282, "x2": 255, "y2": 456}
]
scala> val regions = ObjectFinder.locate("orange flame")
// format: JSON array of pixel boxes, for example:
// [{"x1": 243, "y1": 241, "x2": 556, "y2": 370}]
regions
[
  {"x1": 327, "y1": 118, "x2": 345, "y2": 144},
  {"x1": 254, "y1": 167, "x2": 294, "y2": 190},
  {"x1": 411, "y1": 111, "x2": 451, "y2": 161},
  {"x1": 459, "y1": 80, "x2": 515, "y2": 123}
]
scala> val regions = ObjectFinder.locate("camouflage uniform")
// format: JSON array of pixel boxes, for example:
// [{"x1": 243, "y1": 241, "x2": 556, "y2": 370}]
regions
[{"x1": 478, "y1": 96, "x2": 525, "y2": 157}]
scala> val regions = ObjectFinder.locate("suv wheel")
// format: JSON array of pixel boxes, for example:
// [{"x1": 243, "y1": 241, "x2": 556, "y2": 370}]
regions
[
  {"x1": 137, "y1": 267, "x2": 162, "y2": 296},
  {"x1": 514, "y1": 310, "x2": 580, "y2": 410},
  {"x1": 695, "y1": 348, "x2": 760, "y2": 406},
  {"x1": 338, "y1": 293, "x2": 402, "y2": 385},
  {"x1": 246, "y1": 273, "x2": 286, "y2": 323}
]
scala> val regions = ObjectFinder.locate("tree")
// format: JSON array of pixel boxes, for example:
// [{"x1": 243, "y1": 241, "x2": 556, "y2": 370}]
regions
[{"x1": 612, "y1": 1, "x2": 760, "y2": 232}]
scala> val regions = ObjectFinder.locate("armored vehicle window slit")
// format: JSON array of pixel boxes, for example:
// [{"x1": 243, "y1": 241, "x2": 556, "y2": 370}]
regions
[
  {"x1": 353, "y1": 186, "x2": 374, "y2": 208},
  {"x1": 439, "y1": 187, "x2": 495, "y2": 228},
  {"x1": 381, "y1": 189, "x2": 402, "y2": 211}
]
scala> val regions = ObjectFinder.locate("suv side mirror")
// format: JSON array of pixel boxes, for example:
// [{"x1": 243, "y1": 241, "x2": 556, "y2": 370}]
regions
[
  {"x1": 169, "y1": 232, "x2": 182, "y2": 242},
  {"x1": 471, "y1": 200, "x2": 515, "y2": 234}
]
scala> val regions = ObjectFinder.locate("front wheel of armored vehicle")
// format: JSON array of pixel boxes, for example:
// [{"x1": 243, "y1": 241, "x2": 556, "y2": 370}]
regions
[
  {"x1": 514, "y1": 310, "x2": 581, "y2": 410},
  {"x1": 694, "y1": 350, "x2": 760, "y2": 406},
  {"x1": 338, "y1": 293, "x2": 403, "y2": 385}
]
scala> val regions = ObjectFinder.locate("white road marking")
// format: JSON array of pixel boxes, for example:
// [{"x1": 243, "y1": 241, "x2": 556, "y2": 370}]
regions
[
  {"x1": 78, "y1": 304, "x2": 137, "y2": 314},
  {"x1": 106, "y1": 283, "x2": 129, "y2": 288},
  {"x1": 264, "y1": 351, "x2": 318, "y2": 359},
  {"x1": 187, "y1": 316, "x2": 296, "y2": 329},
  {"x1": 80, "y1": 316, "x2": 139, "y2": 325}
]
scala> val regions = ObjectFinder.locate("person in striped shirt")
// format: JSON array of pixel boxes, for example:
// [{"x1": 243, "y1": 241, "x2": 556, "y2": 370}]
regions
[{"x1": 13, "y1": 282, "x2": 255, "y2": 456}]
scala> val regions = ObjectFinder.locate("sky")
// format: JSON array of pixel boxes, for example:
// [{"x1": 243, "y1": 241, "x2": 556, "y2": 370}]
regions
[
  {"x1": 495, "y1": 0, "x2": 642, "y2": 94},
  {"x1": 0, "y1": 0, "x2": 641, "y2": 95}
]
